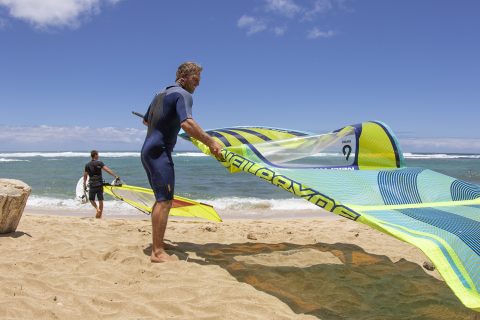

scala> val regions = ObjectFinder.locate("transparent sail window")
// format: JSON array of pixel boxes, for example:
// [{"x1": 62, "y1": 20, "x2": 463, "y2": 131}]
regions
[{"x1": 248, "y1": 127, "x2": 357, "y2": 168}]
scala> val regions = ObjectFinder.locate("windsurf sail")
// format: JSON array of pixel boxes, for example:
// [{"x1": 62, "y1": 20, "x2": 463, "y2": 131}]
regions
[
  {"x1": 179, "y1": 121, "x2": 480, "y2": 311},
  {"x1": 103, "y1": 181, "x2": 221, "y2": 222}
]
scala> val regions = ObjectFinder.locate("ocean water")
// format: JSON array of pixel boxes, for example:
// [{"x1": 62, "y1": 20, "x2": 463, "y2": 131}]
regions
[{"x1": 0, "y1": 151, "x2": 479, "y2": 216}]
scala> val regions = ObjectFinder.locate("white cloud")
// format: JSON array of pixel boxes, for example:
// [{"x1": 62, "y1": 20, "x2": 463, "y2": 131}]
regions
[
  {"x1": 0, "y1": 0, "x2": 121, "y2": 29},
  {"x1": 400, "y1": 137, "x2": 480, "y2": 153},
  {"x1": 1, "y1": 125, "x2": 478, "y2": 153},
  {"x1": 303, "y1": 0, "x2": 333, "y2": 21},
  {"x1": 237, "y1": 15, "x2": 267, "y2": 35},
  {"x1": 307, "y1": 27, "x2": 335, "y2": 39},
  {"x1": 238, "y1": 0, "x2": 349, "y2": 38},
  {"x1": 264, "y1": 0, "x2": 301, "y2": 18},
  {"x1": 273, "y1": 25, "x2": 287, "y2": 36},
  {"x1": 0, "y1": 125, "x2": 146, "y2": 151}
]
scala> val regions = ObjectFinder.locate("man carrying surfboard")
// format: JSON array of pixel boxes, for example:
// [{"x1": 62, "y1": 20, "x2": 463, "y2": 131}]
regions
[
  {"x1": 83, "y1": 150, "x2": 119, "y2": 219},
  {"x1": 141, "y1": 62, "x2": 223, "y2": 263}
]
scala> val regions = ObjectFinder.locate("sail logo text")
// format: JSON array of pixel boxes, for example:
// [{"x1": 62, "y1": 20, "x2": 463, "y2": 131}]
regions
[{"x1": 222, "y1": 150, "x2": 360, "y2": 220}]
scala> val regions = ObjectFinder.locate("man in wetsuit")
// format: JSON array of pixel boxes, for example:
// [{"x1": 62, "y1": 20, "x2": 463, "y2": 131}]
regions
[
  {"x1": 141, "y1": 62, "x2": 223, "y2": 263},
  {"x1": 83, "y1": 150, "x2": 119, "y2": 219}
]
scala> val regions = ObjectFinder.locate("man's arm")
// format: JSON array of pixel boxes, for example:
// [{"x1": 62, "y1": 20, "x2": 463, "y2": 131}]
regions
[
  {"x1": 181, "y1": 118, "x2": 223, "y2": 158},
  {"x1": 83, "y1": 171, "x2": 88, "y2": 190},
  {"x1": 102, "y1": 165, "x2": 119, "y2": 179}
]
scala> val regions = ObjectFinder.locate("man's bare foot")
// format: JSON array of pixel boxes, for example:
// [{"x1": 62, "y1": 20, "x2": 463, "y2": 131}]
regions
[
  {"x1": 151, "y1": 250, "x2": 179, "y2": 263},
  {"x1": 95, "y1": 210, "x2": 102, "y2": 219}
]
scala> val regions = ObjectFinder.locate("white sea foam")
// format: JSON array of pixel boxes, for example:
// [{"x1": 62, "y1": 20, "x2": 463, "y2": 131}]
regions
[
  {"x1": 197, "y1": 197, "x2": 318, "y2": 211},
  {"x1": 3, "y1": 151, "x2": 479, "y2": 160},
  {"x1": 0, "y1": 158, "x2": 30, "y2": 162},
  {"x1": 98, "y1": 152, "x2": 140, "y2": 158},
  {"x1": 0, "y1": 152, "x2": 140, "y2": 158},
  {"x1": 26, "y1": 196, "x2": 139, "y2": 215},
  {"x1": 0, "y1": 151, "x2": 209, "y2": 158},
  {"x1": 404, "y1": 153, "x2": 480, "y2": 159},
  {"x1": 173, "y1": 152, "x2": 208, "y2": 157},
  {"x1": 25, "y1": 195, "x2": 317, "y2": 216},
  {"x1": 0, "y1": 152, "x2": 89, "y2": 158}
]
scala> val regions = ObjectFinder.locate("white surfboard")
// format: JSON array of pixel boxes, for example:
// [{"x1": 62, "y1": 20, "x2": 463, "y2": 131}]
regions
[{"x1": 75, "y1": 176, "x2": 89, "y2": 203}]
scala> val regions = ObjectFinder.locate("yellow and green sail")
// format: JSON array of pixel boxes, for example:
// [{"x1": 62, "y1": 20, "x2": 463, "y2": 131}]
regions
[
  {"x1": 180, "y1": 121, "x2": 480, "y2": 311},
  {"x1": 103, "y1": 183, "x2": 221, "y2": 222}
]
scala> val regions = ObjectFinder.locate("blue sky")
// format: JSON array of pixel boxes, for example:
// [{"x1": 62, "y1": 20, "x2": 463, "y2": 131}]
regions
[{"x1": 0, "y1": 0, "x2": 479, "y2": 152}]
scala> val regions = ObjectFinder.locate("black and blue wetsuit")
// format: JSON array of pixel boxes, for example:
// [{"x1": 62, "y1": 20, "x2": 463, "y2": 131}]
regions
[{"x1": 141, "y1": 84, "x2": 193, "y2": 201}]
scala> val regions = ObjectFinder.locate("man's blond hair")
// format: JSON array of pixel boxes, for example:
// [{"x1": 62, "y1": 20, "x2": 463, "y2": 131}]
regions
[{"x1": 176, "y1": 62, "x2": 202, "y2": 81}]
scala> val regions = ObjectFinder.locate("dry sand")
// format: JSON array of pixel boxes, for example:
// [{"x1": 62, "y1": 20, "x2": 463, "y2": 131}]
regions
[{"x1": 0, "y1": 211, "x2": 475, "y2": 319}]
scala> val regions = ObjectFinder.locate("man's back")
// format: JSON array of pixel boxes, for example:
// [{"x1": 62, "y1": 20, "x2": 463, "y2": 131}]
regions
[
  {"x1": 143, "y1": 84, "x2": 193, "y2": 152},
  {"x1": 85, "y1": 160, "x2": 104, "y2": 187}
]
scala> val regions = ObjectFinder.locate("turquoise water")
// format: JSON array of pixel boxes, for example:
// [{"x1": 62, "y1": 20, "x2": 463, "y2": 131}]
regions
[{"x1": 0, "y1": 151, "x2": 479, "y2": 214}]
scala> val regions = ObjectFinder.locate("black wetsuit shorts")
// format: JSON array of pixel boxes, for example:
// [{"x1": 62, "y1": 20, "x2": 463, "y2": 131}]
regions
[
  {"x1": 89, "y1": 186, "x2": 104, "y2": 201},
  {"x1": 141, "y1": 147, "x2": 174, "y2": 201}
]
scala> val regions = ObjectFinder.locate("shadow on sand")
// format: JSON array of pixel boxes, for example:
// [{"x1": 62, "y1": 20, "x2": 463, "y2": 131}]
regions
[
  {"x1": 0, "y1": 231, "x2": 32, "y2": 238},
  {"x1": 151, "y1": 241, "x2": 473, "y2": 320}
]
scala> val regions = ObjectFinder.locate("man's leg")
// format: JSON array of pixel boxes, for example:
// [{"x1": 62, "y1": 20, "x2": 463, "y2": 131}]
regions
[
  {"x1": 89, "y1": 200, "x2": 99, "y2": 217},
  {"x1": 97, "y1": 200, "x2": 104, "y2": 219},
  {"x1": 151, "y1": 200, "x2": 177, "y2": 263},
  {"x1": 89, "y1": 187, "x2": 101, "y2": 218}
]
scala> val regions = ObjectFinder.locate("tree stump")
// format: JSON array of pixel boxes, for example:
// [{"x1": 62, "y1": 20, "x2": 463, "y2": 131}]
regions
[{"x1": 0, "y1": 179, "x2": 31, "y2": 234}]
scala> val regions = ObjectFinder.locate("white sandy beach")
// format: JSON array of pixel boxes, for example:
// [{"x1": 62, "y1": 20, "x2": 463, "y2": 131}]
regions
[{"x1": 0, "y1": 208, "x2": 475, "y2": 319}]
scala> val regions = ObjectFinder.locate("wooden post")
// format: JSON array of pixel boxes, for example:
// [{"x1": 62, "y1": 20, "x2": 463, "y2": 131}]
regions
[{"x1": 0, "y1": 179, "x2": 31, "y2": 233}]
